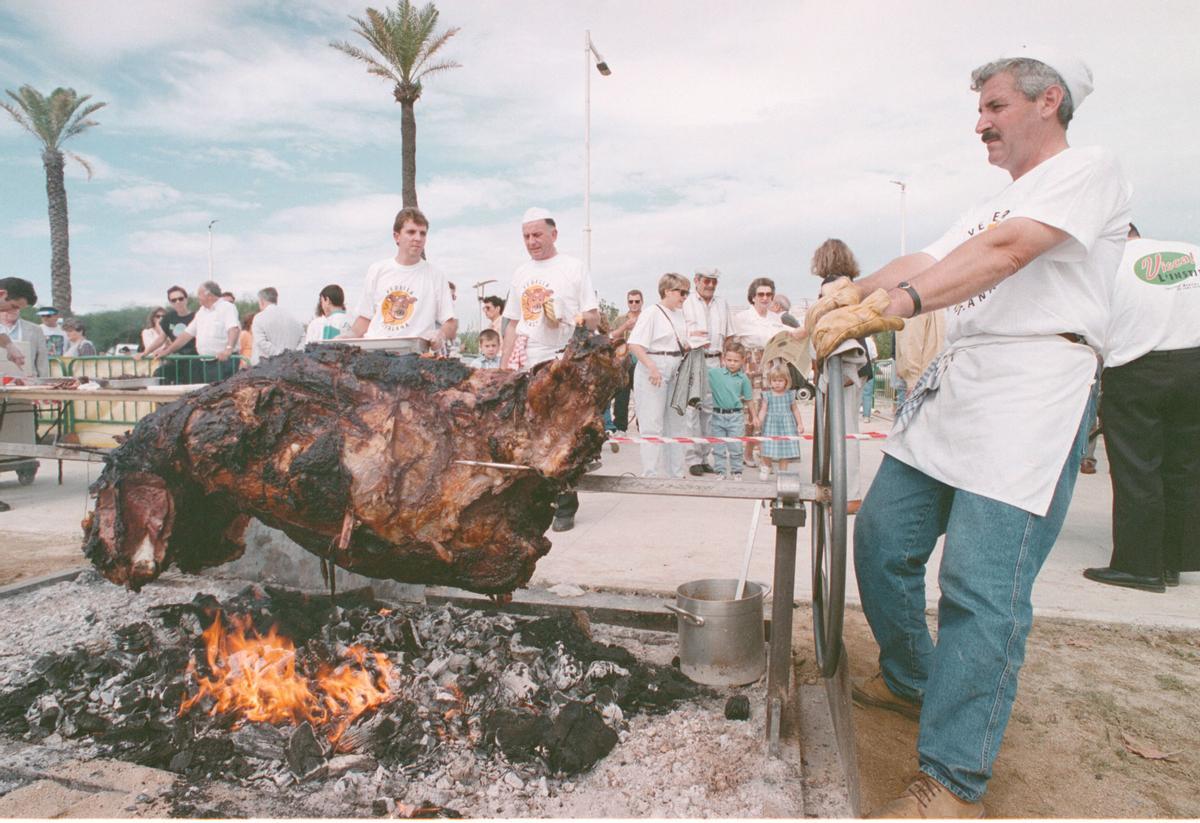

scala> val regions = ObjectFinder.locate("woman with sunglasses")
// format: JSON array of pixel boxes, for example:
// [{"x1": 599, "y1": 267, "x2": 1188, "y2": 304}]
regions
[
  {"x1": 627, "y1": 273, "x2": 692, "y2": 477},
  {"x1": 731, "y1": 277, "x2": 788, "y2": 467},
  {"x1": 139, "y1": 308, "x2": 166, "y2": 353}
]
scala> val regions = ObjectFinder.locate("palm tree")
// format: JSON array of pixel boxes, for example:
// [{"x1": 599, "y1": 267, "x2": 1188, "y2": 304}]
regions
[
  {"x1": 331, "y1": 1, "x2": 460, "y2": 209},
  {"x1": 1, "y1": 86, "x2": 105, "y2": 315}
]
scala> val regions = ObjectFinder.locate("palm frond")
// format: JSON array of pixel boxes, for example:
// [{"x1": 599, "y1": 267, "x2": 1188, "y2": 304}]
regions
[
  {"x1": 65, "y1": 150, "x2": 94, "y2": 180},
  {"x1": 0, "y1": 99, "x2": 37, "y2": 139},
  {"x1": 414, "y1": 59, "x2": 461, "y2": 82},
  {"x1": 330, "y1": 39, "x2": 402, "y2": 83},
  {"x1": 63, "y1": 100, "x2": 106, "y2": 141}
]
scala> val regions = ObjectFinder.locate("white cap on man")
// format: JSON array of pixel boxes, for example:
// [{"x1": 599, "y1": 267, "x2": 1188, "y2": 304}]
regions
[
  {"x1": 1012, "y1": 47, "x2": 1094, "y2": 111},
  {"x1": 522, "y1": 207, "x2": 554, "y2": 224},
  {"x1": 695, "y1": 267, "x2": 721, "y2": 279}
]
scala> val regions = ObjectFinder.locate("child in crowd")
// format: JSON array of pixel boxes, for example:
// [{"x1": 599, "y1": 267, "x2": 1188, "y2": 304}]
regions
[
  {"x1": 473, "y1": 328, "x2": 503, "y2": 369},
  {"x1": 757, "y1": 363, "x2": 803, "y2": 481},
  {"x1": 707, "y1": 341, "x2": 755, "y2": 479}
]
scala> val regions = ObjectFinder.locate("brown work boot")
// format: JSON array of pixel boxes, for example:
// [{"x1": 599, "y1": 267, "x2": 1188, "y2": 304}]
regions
[
  {"x1": 1080, "y1": 457, "x2": 1096, "y2": 474},
  {"x1": 852, "y1": 672, "x2": 922, "y2": 721},
  {"x1": 867, "y1": 773, "x2": 984, "y2": 818}
]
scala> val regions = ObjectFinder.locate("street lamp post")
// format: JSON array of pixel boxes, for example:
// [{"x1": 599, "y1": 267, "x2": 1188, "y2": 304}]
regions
[
  {"x1": 207, "y1": 219, "x2": 219, "y2": 279},
  {"x1": 473, "y1": 278, "x2": 497, "y2": 331},
  {"x1": 889, "y1": 180, "x2": 907, "y2": 255},
  {"x1": 584, "y1": 30, "x2": 611, "y2": 277}
]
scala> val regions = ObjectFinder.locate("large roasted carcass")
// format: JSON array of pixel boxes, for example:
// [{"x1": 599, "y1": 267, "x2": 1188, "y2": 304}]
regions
[{"x1": 83, "y1": 329, "x2": 627, "y2": 595}]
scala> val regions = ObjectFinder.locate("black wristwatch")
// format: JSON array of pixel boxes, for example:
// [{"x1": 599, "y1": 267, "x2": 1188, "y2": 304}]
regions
[{"x1": 896, "y1": 281, "x2": 922, "y2": 317}]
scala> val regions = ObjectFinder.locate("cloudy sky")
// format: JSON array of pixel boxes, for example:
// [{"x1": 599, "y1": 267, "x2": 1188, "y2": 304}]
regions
[{"x1": 2, "y1": 0, "x2": 1198, "y2": 327}]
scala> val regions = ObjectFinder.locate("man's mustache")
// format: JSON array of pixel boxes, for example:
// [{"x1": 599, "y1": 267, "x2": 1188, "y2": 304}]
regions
[{"x1": 981, "y1": 129, "x2": 1000, "y2": 143}]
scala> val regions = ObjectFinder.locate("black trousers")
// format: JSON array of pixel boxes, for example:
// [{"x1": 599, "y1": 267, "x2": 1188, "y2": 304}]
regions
[
  {"x1": 611, "y1": 356, "x2": 635, "y2": 431},
  {"x1": 1101, "y1": 346, "x2": 1200, "y2": 576}
]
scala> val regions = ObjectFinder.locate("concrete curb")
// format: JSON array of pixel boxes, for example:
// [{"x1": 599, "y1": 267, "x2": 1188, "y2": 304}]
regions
[{"x1": 0, "y1": 566, "x2": 87, "y2": 600}]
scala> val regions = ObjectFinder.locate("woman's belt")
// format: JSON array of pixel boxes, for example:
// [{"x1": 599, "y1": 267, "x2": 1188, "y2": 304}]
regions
[
  {"x1": 712, "y1": 406, "x2": 744, "y2": 414},
  {"x1": 645, "y1": 350, "x2": 683, "y2": 356}
]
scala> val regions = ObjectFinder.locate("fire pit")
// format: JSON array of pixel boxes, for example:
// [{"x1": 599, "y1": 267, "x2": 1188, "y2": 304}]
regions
[{"x1": 0, "y1": 571, "x2": 807, "y2": 817}]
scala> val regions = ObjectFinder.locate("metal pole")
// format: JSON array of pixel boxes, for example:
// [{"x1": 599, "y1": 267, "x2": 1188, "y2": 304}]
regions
[
  {"x1": 766, "y1": 473, "x2": 804, "y2": 756},
  {"x1": 207, "y1": 219, "x2": 219, "y2": 279},
  {"x1": 584, "y1": 31, "x2": 592, "y2": 277}
]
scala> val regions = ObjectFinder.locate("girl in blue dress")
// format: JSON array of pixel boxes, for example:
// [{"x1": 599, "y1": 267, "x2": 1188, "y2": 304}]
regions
[{"x1": 757, "y1": 364, "x2": 804, "y2": 479}]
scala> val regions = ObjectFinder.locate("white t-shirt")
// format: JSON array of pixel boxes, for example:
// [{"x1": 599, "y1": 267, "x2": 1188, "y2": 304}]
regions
[
  {"x1": 185, "y1": 300, "x2": 240, "y2": 357},
  {"x1": 884, "y1": 146, "x2": 1132, "y2": 515},
  {"x1": 501, "y1": 253, "x2": 598, "y2": 366},
  {"x1": 355, "y1": 258, "x2": 455, "y2": 340},
  {"x1": 731, "y1": 307, "x2": 787, "y2": 349},
  {"x1": 1104, "y1": 238, "x2": 1200, "y2": 368},
  {"x1": 305, "y1": 310, "x2": 353, "y2": 343},
  {"x1": 682, "y1": 292, "x2": 733, "y2": 355},
  {"x1": 43, "y1": 326, "x2": 67, "y2": 357},
  {"x1": 628, "y1": 304, "x2": 688, "y2": 353}
]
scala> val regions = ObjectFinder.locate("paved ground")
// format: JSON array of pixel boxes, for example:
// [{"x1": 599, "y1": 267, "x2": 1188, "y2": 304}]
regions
[{"x1": 0, "y1": 408, "x2": 1196, "y2": 628}]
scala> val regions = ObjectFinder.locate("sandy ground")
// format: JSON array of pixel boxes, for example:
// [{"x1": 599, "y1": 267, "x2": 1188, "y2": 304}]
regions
[{"x1": 794, "y1": 607, "x2": 1200, "y2": 818}]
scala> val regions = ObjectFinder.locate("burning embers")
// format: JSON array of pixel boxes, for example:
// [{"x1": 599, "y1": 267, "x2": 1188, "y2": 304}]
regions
[
  {"x1": 0, "y1": 585, "x2": 703, "y2": 812},
  {"x1": 179, "y1": 611, "x2": 400, "y2": 746}
]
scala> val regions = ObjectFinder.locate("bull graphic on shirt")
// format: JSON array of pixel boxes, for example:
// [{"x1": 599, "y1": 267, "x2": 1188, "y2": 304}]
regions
[
  {"x1": 381, "y1": 290, "x2": 418, "y2": 327},
  {"x1": 520, "y1": 284, "x2": 555, "y2": 322}
]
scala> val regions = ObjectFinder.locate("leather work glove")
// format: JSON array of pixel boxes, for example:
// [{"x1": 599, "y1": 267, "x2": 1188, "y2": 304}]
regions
[
  {"x1": 804, "y1": 276, "x2": 861, "y2": 339},
  {"x1": 811, "y1": 288, "x2": 905, "y2": 362}
]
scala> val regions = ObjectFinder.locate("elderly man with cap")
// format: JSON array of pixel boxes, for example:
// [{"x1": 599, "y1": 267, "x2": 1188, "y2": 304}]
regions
[
  {"x1": 681, "y1": 267, "x2": 733, "y2": 475},
  {"x1": 805, "y1": 53, "x2": 1131, "y2": 816},
  {"x1": 501, "y1": 207, "x2": 599, "y2": 531},
  {"x1": 35, "y1": 306, "x2": 67, "y2": 357}
]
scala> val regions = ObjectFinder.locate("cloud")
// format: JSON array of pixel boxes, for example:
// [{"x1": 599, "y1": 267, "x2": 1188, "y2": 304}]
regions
[{"x1": 104, "y1": 182, "x2": 184, "y2": 212}]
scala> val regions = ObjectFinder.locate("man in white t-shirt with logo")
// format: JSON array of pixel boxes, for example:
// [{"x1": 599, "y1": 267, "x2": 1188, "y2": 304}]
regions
[
  {"x1": 500, "y1": 207, "x2": 599, "y2": 532},
  {"x1": 681, "y1": 267, "x2": 732, "y2": 476},
  {"x1": 345, "y1": 208, "x2": 457, "y2": 354},
  {"x1": 1082, "y1": 225, "x2": 1200, "y2": 594},
  {"x1": 806, "y1": 53, "x2": 1131, "y2": 817},
  {"x1": 155, "y1": 280, "x2": 242, "y2": 383}
]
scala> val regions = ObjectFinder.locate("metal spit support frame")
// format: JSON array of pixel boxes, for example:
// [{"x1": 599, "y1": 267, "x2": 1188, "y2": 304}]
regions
[{"x1": 575, "y1": 352, "x2": 852, "y2": 760}]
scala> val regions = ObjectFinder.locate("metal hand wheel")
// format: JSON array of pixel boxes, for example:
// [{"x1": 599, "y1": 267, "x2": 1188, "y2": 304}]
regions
[{"x1": 811, "y1": 354, "x2": 848, "y2": 678}]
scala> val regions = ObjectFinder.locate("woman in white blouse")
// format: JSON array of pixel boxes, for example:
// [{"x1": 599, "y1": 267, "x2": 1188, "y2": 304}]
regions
[
  {"x1": 626, "y1": 273, "x2": 691, "y2": 477},
  {"x1": 732, "y1": 277, "x2": 787, "y2": 467},
  {"x1": 305, "y1": 284, "x2": 353, "y2": 343}
]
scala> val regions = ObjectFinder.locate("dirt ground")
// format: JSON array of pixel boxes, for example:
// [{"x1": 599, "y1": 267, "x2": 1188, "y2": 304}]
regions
[
  {"x1": 0, "y1": 535, "x2": 84, "y2": 587},
  {"x1": 2, "y1": 546, "x2": 1198, "y2": 817},
  {"x1": 792, "y1": 606, "x2": 1200, "y2": 818}
]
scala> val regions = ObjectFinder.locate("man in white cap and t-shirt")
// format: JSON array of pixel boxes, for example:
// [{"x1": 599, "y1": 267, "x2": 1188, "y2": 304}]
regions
[
  {"x1": 805, "y1": 53, "x2": 1131, "y2": 817},
  {"x1": 681, "y1": 267, "x2": 733, "y2": 475},
  {"x1": 501, "y1": 207, "x2": 599, "y2": 532}
]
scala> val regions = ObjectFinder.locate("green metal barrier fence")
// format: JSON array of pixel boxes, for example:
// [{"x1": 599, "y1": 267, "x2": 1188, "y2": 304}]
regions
[{"x1": 42, "y1": 354, "x2": 245, "y2": 434}]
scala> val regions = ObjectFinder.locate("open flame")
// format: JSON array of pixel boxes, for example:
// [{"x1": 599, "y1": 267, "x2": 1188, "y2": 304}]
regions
[{"x1": 179, "y1": 611, "x2": 398, "y2": 743}]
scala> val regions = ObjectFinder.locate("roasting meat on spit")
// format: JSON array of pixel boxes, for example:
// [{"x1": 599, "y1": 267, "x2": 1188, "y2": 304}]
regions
[{"x1": 83, "y1": 328, "x2": 627, "y2": 594}]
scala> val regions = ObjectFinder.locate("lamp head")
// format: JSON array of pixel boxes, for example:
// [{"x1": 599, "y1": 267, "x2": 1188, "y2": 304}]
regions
[{"x1": 596, "y1": 61, "x2": 611, "y2": 76}]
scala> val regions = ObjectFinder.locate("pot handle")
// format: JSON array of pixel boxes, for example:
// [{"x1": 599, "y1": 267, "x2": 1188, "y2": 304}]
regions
[{"x1": 664, "y1": 603, "x2": 705, "y2": 626}]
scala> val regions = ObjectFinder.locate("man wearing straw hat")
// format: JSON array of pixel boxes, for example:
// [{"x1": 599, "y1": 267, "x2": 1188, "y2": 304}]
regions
[{"x1": 806, "y1": 52, "x2": 1131, "y2": 816}]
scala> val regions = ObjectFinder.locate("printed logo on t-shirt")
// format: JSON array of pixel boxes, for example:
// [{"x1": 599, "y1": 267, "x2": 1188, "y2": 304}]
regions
[
  {"x1": 1133, "y1": 250, "x2": 1196, "y2": 287},
  {"x1": 380, "y1": 290, "x2": 418, "y2": 327},
  {"x1": 953, "y1": 210, "x2": 1013, "y2": 314},
  {"x1": 169, "y1": 321, "x2": 188, "y2": 337},
  {"x1": 519, "y1": 282, "x2": 554, "y2": 322}
]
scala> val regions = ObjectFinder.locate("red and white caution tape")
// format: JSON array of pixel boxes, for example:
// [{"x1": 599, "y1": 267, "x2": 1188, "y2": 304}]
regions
[{"x1": 607, "y1": 432, "x2": 889, "y2": 445}]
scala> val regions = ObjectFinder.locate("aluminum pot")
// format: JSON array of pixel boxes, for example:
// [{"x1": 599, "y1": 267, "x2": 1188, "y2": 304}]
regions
[{"x1": 666, "y1": 578, "x2": 768, "y2": 687}]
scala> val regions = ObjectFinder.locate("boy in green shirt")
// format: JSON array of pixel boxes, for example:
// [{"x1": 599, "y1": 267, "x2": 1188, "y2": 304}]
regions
[{"x1": 707, "y1": 341, "x2": 755, "y2": 479}]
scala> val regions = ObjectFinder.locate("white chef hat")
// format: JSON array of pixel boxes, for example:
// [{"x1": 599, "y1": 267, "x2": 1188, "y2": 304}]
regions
[
  {"x1": 522, "y1": 207, "x2": 555, "y2": 224},
  {"x1": 1010, "y1": 47, "x2": 1094, "y2": 111}
]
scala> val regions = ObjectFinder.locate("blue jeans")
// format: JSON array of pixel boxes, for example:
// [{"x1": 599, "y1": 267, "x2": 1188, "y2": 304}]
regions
[
  {"x1": 861, "y1": 377, "x2": 875, "y2": 419},
  {"x1": 853, "y1": 403, "x2": 1089, "y2": 802},
  {"x1": 709, "y1": 411, "x2": 745, "y2": 475}
]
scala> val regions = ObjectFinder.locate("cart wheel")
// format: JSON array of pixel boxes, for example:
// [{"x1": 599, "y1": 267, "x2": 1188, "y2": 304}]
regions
[
  {"x1": 17, "y1": 466, "x2": 37, "y2": 486},
  {"x1": 811, "y1": 354, "x2": 848, "y2": 678}
]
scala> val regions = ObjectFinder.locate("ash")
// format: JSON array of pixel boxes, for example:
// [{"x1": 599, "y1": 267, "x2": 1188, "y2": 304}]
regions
[{"x1": 0, "y1": 572, "x2": 801, "y2": 817}]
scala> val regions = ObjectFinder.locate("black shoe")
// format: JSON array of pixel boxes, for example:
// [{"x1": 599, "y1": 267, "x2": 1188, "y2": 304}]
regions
[
  {"x1": 688, "y1": 465, "x2": 706, "y2": 477},
  {"x1": 1165, "y1": 569, "x2": 1180, "y2": 587},
  {"x1": 700, "y1": 464, "x2": 716, "y2": 474},
  {"x1": 0, "y1": 500, "x2": 9, "y2": 512},
  {"x1": 1083, "y1": 566, "x2": 1166, "y2": 593},
  {"x1": 551, "y1": 513, "x2": 575, "y2": 532}
]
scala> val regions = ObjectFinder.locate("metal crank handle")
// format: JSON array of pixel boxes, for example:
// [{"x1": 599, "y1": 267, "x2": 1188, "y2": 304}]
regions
[{"x1": 664, "y1": 604, "x2": 705, "y2": 626}]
